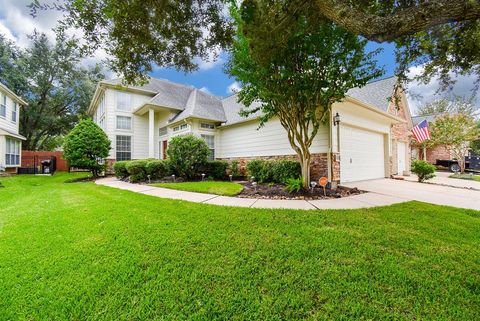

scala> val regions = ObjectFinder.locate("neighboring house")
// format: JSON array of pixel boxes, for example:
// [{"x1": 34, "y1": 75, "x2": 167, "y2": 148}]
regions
[
  {"x1": 88, "y1": 76, "x2": 412, "y2": 183},
  {"x1": 0, "y1": 82, "x2": 27, "y2": 174}
]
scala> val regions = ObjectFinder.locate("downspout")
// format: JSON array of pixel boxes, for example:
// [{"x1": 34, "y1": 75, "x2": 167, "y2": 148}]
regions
[{"x1": 327, "y1": 110, "x2": 333, "y2": 182}]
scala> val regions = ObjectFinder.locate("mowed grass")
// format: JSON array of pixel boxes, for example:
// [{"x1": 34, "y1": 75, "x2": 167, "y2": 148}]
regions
[
  {"x1": 0, "y1": 173, "x2": 479, "y2": 320},
  {"x1": 151, "y1": 180, "x2": 244, "y2": 196},
  {"x1": 450, "y1": 173, "x2": 480, "y2": 182}
]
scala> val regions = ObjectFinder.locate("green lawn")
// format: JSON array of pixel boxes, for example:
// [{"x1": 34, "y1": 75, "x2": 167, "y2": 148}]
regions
[
  {"x1": 151, "y1": 180, "x2": 244, "y2": 196},
  {"x1": 450, "y1": 173, "x2": 480, "y2": 182},
  {"x1": 0, "y1": 173, "x2": 479, "y2": 320}
]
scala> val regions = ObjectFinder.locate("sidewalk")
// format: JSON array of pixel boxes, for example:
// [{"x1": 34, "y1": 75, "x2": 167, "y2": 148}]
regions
[{"x1": 95, "y1": 177, "x2": 406, "y2": 210}]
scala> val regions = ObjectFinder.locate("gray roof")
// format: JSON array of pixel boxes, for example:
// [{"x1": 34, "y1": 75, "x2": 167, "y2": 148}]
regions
[
  {"x1": 412, "y1": 114, "x2": 442, "y2": 126},
  {"x1": 101, "y1": 76, "x2": 399, "y2": 125},
  {"x1": 347, "y1": 76, "x2": 398, "y2": 111}
]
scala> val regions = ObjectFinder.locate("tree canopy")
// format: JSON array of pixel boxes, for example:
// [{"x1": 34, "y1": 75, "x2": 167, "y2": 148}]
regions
[
  {"x1": 416, "y1": 96, "x2": 479, "y2": 117},
  {"x1": 31, "y1": 0, "x2": 480, "y2": 87},
  {"x1": 0, "y1": 32, "x2": 105, "y2": 150},
  {"x1": 228, "y1": 3, "x2": 383, "y2": 186}
]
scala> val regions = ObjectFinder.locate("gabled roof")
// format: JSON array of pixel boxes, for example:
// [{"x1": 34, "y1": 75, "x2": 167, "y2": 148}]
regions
[
  {"x1": 170, "y1": 89, "x2": 226, "y2": 123},
  {"x1": 220, "y1": 94, "x2": 263, "y2": 126},
  {"x1": 346, "y1": 76, "x2": 398, "y2": 112}
]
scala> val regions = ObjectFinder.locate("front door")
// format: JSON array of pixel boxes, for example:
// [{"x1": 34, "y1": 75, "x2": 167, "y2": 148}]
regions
[
  {"x1": 162, "y1": 140, "x2": 168, "y2": 159},
  {"x1": 397, "y1": 141, "x2": 406, "y2": 175}
]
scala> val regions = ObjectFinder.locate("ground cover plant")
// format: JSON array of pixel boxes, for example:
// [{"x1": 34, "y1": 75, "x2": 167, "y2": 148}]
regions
[
  {"x1": 449, "y1": 173, "x2": 480, "y2": 182},
  {"x1": 0, "y1": 173, "x2": 479, "y2": 320},
  {"x1": 152, "y1": 181, "x2": 244, "y2": 196}
]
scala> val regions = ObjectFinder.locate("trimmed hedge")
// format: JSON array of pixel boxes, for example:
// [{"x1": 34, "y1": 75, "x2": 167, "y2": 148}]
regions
[
  {"x1": 146, "y1": 160, "x2": 171, "y2": 180},
  {"x1": 201, "y1": 160, "x2": 229, "y2": 180},
  {"x1": 125, "y1": 160, "x2": 148, "y2": 183},
  {"x1": 246, "y1": 159, "x2": 301, "y2": 183},
  {"x1": 229, "y1": 160, "x2": 240, "y2": 178},
  {"x1": 113, "y1": 161, "x2": 129, "y2": 179},
  {"x1": 411, "y1": 160, "x2": 436, "y2": 182}
]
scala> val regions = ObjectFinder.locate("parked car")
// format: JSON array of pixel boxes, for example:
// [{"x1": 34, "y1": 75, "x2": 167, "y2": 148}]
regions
[{"x1": 436, "y1": 151, "x2": 480, "y2": 172}]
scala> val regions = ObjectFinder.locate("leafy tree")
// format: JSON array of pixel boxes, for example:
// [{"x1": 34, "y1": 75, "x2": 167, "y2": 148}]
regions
[
  {"x1": 417, "y1": 96, "x2": 479, "y2": 117},
  {"x1": 167, "y1": 135, "x2": 210, "y2": 179},
  {"x1": 31, "y1": 0, "x2": 480, "y2": 87},
  {"x1": 471, "y1": 121, "x2": 480, "y2": 155},
  {"x1": 63, "y1": 119, "x2": 111, "y2": 177},
  {"x1": 0, "y1": 32, "x2": 105, "y2": 151},
  {"x1": 430, "y1": 114, "x2": 480, "y2": 173},
  {"x1": 228, "y1": 4, "x2": 382, "y2": 187}
]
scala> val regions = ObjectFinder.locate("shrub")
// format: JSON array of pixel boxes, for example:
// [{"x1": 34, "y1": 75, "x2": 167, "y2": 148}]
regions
[
  {"x1": 63, "y1": 119, "x2": 111, "y2": 177},
  {"x1": 201, "y1": 161, "x2": 229, "y2": 180},
  {"x1": 229, "y1": 160, "x2": 240, "y2": 178},
  {"x1": 125, "y1": 160, "x2": 148, "y2": 183},
  {"x1": 167, "y1": 135, "x2": 210, "y2": 179},
  {"x1": 246, "y1": 159, "x2": 301, "y2": 183},
  {"x1": 113, "y1": 161, "x2": 129, "y2": 179},
  {"x1": 146, "y1": 160, "x2": 171, "y2": 180},
  {"x1": 285, "y1": 177, "x2": 303, "y2": 193},
  {"x1": 411, "y1": 160, "x2": 436, "y2": 182}
]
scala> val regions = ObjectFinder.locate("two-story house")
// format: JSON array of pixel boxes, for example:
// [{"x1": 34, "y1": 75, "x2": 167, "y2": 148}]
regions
[
  {"x1": 88, "y1": 77, "x2": 413, "y2": 183},
  {"x1": 0, "y1": 82, "x2": 27, "y2": 174}
]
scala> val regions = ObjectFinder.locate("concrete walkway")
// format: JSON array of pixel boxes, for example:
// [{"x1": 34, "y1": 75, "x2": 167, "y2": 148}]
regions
[
  {"x1": 402, "y1": 171, "x2": 480, "y2": 190},
  {"x1": 343, "y1": 178, "x2": 480, "y2": 211},
  {"x1": 96, "y1": 177, "x2": 406, "y2": 210}
]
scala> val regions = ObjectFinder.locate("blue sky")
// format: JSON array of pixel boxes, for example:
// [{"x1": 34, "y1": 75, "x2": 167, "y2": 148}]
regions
[{"x1": 151, "y1": 42, "x2": 398, "y2": 97}]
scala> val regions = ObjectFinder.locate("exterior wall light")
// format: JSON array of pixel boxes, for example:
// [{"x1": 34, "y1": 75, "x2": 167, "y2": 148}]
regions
[{"x1": 333, "y1": 113, "x2": 341, "y2": 126}]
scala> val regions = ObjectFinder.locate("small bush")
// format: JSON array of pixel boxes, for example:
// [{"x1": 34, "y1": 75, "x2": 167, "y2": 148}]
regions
[
  {"x1": 246, "y1": 159, "x2": 301, "y2": 183},
  {"x1": 411, "y1": 160, "x2": 436, "y2": 182},
  {"x1": 229, "y1": 160, "x2": 240, "y2": 178},
  {"x1": 146, "y1": 160, "x2": 171, "y2": 180},
  {"x1": 125, "y1": 160, "x2": 148, "y2": 183},
  {"x1": 201, "y1": 161, "x2": 229, "y2": 180},
  {"x1": 113, "y1": 161, "x2": 129, "y2": 179},
  {"x1": 285, "y1": 177, "x2": 303, "y2": 193},
  {"x1": 167, "y1": 135, "x2": 210, "y2": 179}
]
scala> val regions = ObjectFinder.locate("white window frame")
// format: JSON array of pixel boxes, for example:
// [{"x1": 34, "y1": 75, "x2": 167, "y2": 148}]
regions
[
  {"x1": 200, "y1": 123, "x2": 215, "y2": 130},
  {"x1": 159, "y1": 126, "x2": 167, "y2": 136},
  {"x1": 0, "y1": 94, "x2": 6, "y2": 118},
  {"x1": 116, "y1": 115, "x2": 132, "y2": 130},
  {"x1": 172, "y1": 123, "x2": 188, "y2": 132},
  {"x1": 201, "y1": 134, "x2": 215, "y2": 160},
  {"x1": 5, "y1": 138, "x2": 20, "y2": 166},
  {"x1": 116, "y1": 91, "x2": 131, "y2": 112},
  {"x1": 12, "y1": 102, "x2": 17, "y2": 123},
  {"x1": 116, "y1": 135, "x2": 132, "y2": 161}
]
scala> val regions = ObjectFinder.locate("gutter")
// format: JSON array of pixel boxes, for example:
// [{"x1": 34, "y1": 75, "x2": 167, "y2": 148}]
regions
[
  {"x1": 345, "y1": 96, "x2": 406, "y2": 123},
  {"x1": 0, "y1": 82, "x2": 28, "y2": 106}
]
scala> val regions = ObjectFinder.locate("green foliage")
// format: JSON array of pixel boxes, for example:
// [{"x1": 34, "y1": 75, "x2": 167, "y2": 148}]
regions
[
  {"x1": 145, "y1": 160, "x2": 171, "y2": 180},
  {"x1": 417, "y1": 96, "x2": 478, "y2": 117},
  {"x1": 285, "y1": 177, "x2": 303, "y2": 193},
  {"x1": 201, "y1": 161, "x2": 229, "y2": 180},
  {"x1": 411, "y1": 160, "x2": 436, "y2": 183},
  {"x1": 63, "y1": 119, "x2": 111, "y2": 177},
  {"x1": 125, "y1": 160, "x2": 148, "y2": 183},
  {"x1": 246, "y1": 160, "x2": 301, "y2": 184},
  {"x1": 0, "y1": 32, "x2": 105, "y2": 150},
  {"x1": 471, "y1": 121, "x2": 480, "y2": 155},
  {"x1": 167, "y1": 135, "x2": 210, "y2": 179},
  {"x1": 113, "y1": 161, "x2": 129, "y2": 179},
  {"x1": 229, "y1": 160, "x2": 240, "y2": 178}
]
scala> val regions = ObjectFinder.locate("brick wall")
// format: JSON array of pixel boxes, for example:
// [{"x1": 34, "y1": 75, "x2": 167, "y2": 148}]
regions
[
  {"x1": 21, "y1": 150, "x2": 69, "y2": 171},
  {"x1": 426, "y1": 145, "x2": 451, "y2": 164}
]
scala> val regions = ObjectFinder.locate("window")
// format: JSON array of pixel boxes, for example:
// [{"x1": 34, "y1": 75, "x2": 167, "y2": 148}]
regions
[
  {"x1": 5, "y1": 138, "x2": 20, "y2": 166},
  {"x1": 12, "y1": 102, "x2": 17, "y2": 122},
  {"x1": 173, "y1": 124, "x2": 188, "y2": 132},
  {"x1": 201, "y1": 123, "x2": 215, "y2": 130},
  {"x1": 0, "y1": 94, "x2": 6, "y2": 118},
  {"x1": 116, "y1": 116, "x2": 132, "y2": 130},
  {"x1": 116, "y1": 135, "x2": 131, "y2": 161},
  {"x1": 116, "y1": 91, "x2": 131, "y2": 111},
  {"x1": 159, "y1": 126, "x2": 167, "y2": 136},
  {"x1": 201, "y1": 134, "x2": 215, "y2": 160}
]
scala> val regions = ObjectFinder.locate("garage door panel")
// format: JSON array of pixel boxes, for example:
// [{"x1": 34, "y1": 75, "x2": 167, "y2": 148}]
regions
[{"x1": 340, "y1": 126, "x2": 385, "y2": 183}]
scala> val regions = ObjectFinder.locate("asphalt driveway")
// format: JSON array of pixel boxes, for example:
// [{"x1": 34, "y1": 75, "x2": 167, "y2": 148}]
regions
[{"x1": 343, "y1": 178, "x2": 480, "y2": 211}]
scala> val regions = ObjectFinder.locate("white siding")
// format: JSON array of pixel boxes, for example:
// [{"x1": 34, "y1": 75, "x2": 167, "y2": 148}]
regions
[
  {"x1": 0, "y1": 135, "x2": 5, "y2": 168},
  {"x1": 216, "y1": 117, "x2": 329, "y2": 158},
  {"x1": 0, "y1": 87, "x2": 21, "y2": 135}
]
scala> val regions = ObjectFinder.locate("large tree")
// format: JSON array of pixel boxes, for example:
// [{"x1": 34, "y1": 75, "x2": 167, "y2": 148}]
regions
[
  {"x1": 228, "y1": 3, "x2": 383, "y2": 187},
  {"x1": 32, "y1": 0, "x2": 479, "y2": 87},
  {"x1": 416, "y1": 96, "x2": 479, "y2": 117},
  {"x1": 0, "y1": 32, "x2": 105, "y2": 150}
]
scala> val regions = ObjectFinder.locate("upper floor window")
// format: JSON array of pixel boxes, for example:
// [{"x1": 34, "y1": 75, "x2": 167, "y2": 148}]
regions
[
  {"x1": 5, "y1": 138, "x2": 20, "y2": 166},
  {"x1": 0, "y1": 94, "x2": 6, "y2": 118},
  {"x1": 173, "y1": 124, "x2": 188, "y2": 132},
  {"x1": 97, "y1": 95, "x2": 106, "y2": 119},
  {"x1": 201, "y1": 134, "x2": 215, "y2": 160},
  {"x1": 116, "y1": 116, "x2": 132, "y2": 130},
  {"x1": 116, "y1": 91, "x2": 131, "y2": 111},
  {"x1": 200, "y1": 123, "x2": 215, "y2": 130},
  {"x1": 12, "y1": 102, "x2": 17, "y2": 122},
  {"x1": 159, "y1": 126, "x2": 167, "y2": 136}
]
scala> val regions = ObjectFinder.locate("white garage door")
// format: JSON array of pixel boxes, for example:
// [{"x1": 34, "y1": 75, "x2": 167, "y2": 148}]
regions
[{"x1": 340, "y1": 125, "x2": 386, "y2": 183}]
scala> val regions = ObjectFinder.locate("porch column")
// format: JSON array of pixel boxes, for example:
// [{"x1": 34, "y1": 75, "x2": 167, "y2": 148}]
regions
[{"x1": 148, "y1": 108, "x2": 155, "y2": 158}]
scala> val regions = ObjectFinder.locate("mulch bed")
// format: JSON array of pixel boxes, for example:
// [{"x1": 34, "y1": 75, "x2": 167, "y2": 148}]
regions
[{"x1": 237, "y1": 181, "x2": 364, "y2": 200}]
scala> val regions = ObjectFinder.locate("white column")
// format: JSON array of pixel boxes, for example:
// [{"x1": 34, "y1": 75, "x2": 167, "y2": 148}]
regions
[{"x1": 148, "y1": 108, "x2": 155, "y2": 158}]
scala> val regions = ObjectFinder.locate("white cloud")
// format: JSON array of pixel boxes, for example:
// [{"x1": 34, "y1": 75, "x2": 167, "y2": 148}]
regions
[
  {"x1": 199, "y1": 86, "x2": 212, "y2": 94},
  {"x1": 227, "y1": 81, "x2": 241, "y2": 94},
  {"x1": 405, "y1": 66, "x2": 479, "y2": 115},
  {"x1": 194, "y1": 48, "x2": 224, "y2": 71},
  {"x1": 0, "y1": 20, "x2": 16, "y2": 42}
]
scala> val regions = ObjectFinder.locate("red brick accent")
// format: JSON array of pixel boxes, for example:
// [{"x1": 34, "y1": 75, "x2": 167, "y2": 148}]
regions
[
  {"x1": 106, "y1": 159, "x2": 116, "y2": 174},
  {"x1": 21, "y1": 150, "x2": 69, "y2": 171},
  {"x1": 426, "y1": 145, "x2": 451, "y2": 164},
  {"x1": 4, "y1": 167, "x2": 17, "y2": 174}
]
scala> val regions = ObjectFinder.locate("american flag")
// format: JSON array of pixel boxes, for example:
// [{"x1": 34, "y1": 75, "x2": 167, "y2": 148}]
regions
[{"x1": 412, "y1": 119, "x2": 431, "y2": 143}]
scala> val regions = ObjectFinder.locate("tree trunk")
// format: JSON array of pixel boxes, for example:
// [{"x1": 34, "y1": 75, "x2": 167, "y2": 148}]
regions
[{"x1": 300, "y1": 154, "x2": 311, "y2": 188}]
